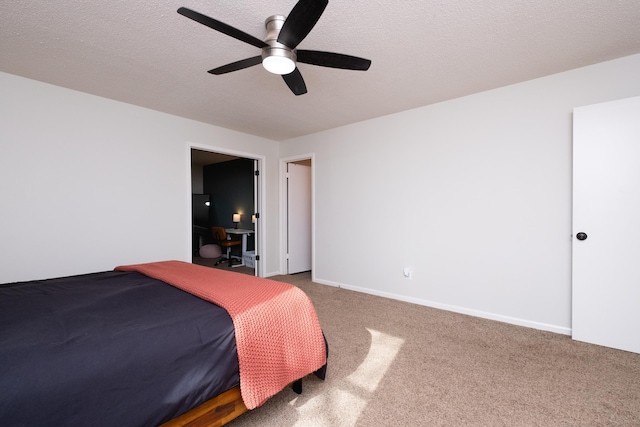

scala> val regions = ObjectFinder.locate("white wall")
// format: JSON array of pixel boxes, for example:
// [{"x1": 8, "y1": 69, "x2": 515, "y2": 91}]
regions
[
  {"x1": 4, "y1": 53, "x2": 640, "y2": 333},
  {"x1": 0, "y1": 72, "x2": 280, "y2": 283},
  {"x1": 280, "y1": 53, "x2": 640, "y2": 334}
]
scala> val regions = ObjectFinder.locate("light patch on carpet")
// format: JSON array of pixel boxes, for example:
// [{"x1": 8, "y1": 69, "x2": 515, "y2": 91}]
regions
[
  {"x1": 346, "y1": 328, "x2": 404, "y2": 393},
  {"x1": 289, "y1": 388, "x2": 367, "y2": 426},
  {"x1": 281, "y1": 328, "x2": 404, "y2": 426}
]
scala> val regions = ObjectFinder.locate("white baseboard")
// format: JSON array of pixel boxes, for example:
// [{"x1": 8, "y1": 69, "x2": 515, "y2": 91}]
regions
[
  {"x1": 263, "y1": 270, "x2": 282, "y2": 278},
  {"x1": 313, "y1": 277, "x2": 571, "y2": 336}
]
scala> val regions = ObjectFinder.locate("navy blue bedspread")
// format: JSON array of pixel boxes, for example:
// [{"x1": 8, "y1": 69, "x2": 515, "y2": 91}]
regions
[{"x1": 0, "y1": 270, "x2": 239, "y2": 427}]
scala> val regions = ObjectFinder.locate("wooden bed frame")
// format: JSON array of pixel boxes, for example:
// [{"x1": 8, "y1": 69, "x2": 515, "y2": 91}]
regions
[
  {"x1": 160, "y1": 386, "x2": 248, "y2": 427},
  {"x1": 160, "y1": 380, "x2": 303, "y2": 426}
]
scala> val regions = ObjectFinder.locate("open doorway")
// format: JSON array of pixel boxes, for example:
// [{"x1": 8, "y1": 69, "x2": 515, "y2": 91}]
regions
[
  {"x1": 191, "y1": 147, "x2": 263, "y2": 277},
  {"x1": 281, "y1": 155, "x2": 313, "y2": 276}
]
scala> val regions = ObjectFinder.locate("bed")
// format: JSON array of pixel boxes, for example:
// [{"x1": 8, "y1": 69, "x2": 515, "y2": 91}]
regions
[{"x1": 0, "y1": 261, "x2": 327, "y2": 426}]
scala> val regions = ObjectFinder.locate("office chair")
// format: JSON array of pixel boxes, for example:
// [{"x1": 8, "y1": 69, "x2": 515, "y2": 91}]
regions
[{"x1": 211, "y1": 226, "x2": 242, "y2": 267}]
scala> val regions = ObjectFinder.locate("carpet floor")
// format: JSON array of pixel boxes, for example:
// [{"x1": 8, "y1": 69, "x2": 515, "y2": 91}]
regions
[{"x1": 193, "y1": 265, "x2": 640, "y2": 426}]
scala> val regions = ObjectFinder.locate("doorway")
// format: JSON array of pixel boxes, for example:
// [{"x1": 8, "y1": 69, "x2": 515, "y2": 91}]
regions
[
  {"x1": 190, "y1": 146, "x2": 264, "y2": 277},
  {"x1": 281, "y1": 155, "x2": 313, "y2": 276}
]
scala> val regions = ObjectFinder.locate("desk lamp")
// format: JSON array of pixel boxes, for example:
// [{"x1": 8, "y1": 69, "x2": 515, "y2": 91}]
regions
[{"x1": 232, "y1": 213, "x2": 240, "y2": 228}]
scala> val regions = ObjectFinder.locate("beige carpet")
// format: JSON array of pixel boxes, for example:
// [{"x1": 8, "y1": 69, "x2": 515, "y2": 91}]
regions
[{"x1": 194, "y1": 265, "x2": 640, "y2": 426}]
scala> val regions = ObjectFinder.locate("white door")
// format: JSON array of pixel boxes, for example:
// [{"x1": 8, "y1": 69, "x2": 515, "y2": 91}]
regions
[
  {"x1": 572, "y1": 96, "x2": 640, "y2": 354},
  {"x1": 287, "y1": 163, "x2": 312, "y2": 274}
]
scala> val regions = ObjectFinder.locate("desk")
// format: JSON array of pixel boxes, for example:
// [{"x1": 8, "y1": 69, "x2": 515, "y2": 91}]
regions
[{"x1": 225, "y1": 228, "x2": 254, "y2": 267}]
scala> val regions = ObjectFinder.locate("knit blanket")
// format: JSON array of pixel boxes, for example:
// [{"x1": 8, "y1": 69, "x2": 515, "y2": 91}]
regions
[{"x1": 115, "y1": 261, "x2": 326, "y2": 410}]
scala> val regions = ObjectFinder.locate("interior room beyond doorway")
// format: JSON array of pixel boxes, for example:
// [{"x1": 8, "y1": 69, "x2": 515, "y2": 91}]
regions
[{"x1": 191, "y1": 148, "x2": 257, "y2": 276}]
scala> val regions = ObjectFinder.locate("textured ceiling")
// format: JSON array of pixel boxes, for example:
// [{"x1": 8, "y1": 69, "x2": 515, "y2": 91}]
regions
[{"x1": 2, "y1": 1, "x2": 640, "y2": 141}]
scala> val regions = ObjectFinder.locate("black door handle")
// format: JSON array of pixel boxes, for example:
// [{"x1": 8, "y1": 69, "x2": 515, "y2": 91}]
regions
[{"x1": 576, "y1": 232, "x2": 588, "y2": 241}]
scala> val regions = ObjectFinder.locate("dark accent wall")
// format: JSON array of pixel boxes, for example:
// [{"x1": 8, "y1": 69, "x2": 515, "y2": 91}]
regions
[{"x1": 203, "y1": 158, "x2": 255, "y2": 249}]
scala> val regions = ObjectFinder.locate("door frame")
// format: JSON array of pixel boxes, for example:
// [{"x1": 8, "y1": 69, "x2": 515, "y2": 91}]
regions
[
  {"x1": 280, "y1": 153, "x2": 314, "y2": 277},
  {"x1": 187, "y1": 142, "x2": 266, "y2": 277}
]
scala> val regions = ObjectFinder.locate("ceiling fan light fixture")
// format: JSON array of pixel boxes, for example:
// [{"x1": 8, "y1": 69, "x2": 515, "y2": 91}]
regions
[
  {"x1": 262, "y1": 55, "x2": 295, "y2": 75},
  {"x1": 262, "y1": 15, "x2": 295, "y2": 75},
  {"x1": 262, "y1": 47, "x2": 296, "y2": 75}
]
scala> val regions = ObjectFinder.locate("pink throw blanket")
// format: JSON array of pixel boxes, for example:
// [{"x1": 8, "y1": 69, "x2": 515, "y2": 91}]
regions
[{"x1": 115, "y1": 260, "x2": 326, "y2": 409}]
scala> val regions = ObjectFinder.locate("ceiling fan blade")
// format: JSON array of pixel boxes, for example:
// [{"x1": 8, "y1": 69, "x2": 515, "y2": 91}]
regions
[
  {"x1": 177, "y1": 7, "x2": 268, "y2": 49},
  {"x1": 208, "y1": 56, "x2": 263, "y2": 75},
  {"x1": 296, "y1": 50, "x2": 371, "y2": 71},
  {"x1": 282, "y1": 68, "x2": 308, "y2": 96},
  {"x1": 277, "y1": 0, "x2": 328, "y2": 49}
]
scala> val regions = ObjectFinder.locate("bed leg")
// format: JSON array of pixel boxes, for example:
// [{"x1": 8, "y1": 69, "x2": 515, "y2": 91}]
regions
[{"x1": 292, "y1": 379, "x2": 302, "y2": 394}]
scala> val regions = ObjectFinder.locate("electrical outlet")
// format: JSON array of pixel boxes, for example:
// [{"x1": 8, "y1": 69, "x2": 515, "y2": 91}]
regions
[{"x1": 403, "y1": 267, "x2": 412, "y2": 279}]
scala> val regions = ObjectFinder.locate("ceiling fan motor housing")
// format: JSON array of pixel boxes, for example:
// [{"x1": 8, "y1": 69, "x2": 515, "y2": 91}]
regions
[{"x1": 261, "y1": 15, "x2": 296, "y2": 74}]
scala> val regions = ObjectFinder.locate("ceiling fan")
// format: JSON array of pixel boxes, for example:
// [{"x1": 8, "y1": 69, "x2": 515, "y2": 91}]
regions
[{"x1": 177, "y1": 0, "x2": 371, "y2": 96}]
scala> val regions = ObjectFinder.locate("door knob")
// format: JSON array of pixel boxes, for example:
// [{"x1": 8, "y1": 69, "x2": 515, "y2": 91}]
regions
[{"x1": 576, "y1": 232, "x2": 588, "y2": 241}]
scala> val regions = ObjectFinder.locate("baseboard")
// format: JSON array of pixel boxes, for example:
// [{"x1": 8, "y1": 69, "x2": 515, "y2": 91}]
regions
[
  {"x1": 263, "y1": 270, "x2": 282, "y2": 278},
  {"x1": 313, "y1": 278, "x2": 571, "y2": 336}
]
